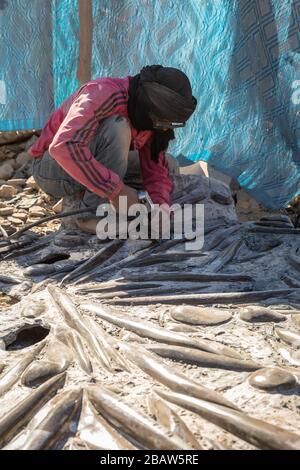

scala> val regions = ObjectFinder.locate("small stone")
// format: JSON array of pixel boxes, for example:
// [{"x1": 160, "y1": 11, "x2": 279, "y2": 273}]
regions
[
  {"x1": 15, "y1": 152, "x2": 31, "y2": 169},
  {"x1": 0, "y1": 161, "x2": 14, "y2": 180},
  {"x1": 38, "y1": 193, "x2": 52, "y2": 203},
  {"x1": 239, "y1": 306, "x2": 285, "y2": 323},
  {"x1": 7, "y1": 178, "x2": 26, "y2": 188},
  {"x1": 0, "y1": 185, "x2": 17, "y2": 199},
  {"x1": 29, "y1": 205, "x2": 46, "y2": 217},
  {"x1": 31, "y1": 213, "x2": 45, "y2": 220},
  {"x1": 7, "y1": 216, "x2": 23, "y2": 225},
  {"x1": 26, "y1": 216, "x2": 40, "y2": 223},
  {"x1": 22, "y1": 187, "x2": 34, "y2": 194},
  {"x1": 36, "y1": 196, "x2": 46, "y2": 206},
  {"x1": 249, "y1": 367, "x2": 297, "y2": 391},
  {"x1": 13, "y1": 212, "x2": 27, "y2": 221},
  {"x1": 53, "y1": 198, "x2": 63, "y2": 213},
  {"x1": 170, "y1": 305, "x2": 233, "y2": 326},
  {"x1": 17, "y1": 196, "x2": 38, "y2": 208},
  {"x1": 29, "y1": 205, "x2": 44, "y2": 212},
  {"x1": 26, "y1": 176, "x2": 38, "y2": 190},
  {"x1": 0, "y1": 206, "x2": 14, "y2": 216}
]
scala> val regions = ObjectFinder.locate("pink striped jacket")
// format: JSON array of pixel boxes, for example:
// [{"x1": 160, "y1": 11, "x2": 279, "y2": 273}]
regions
[{"x1": 28, "y1": 77, "x2": 173, "y2": 205}]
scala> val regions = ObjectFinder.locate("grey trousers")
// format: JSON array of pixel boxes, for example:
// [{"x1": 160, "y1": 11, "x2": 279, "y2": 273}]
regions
[{"x1": 32, "y1": 115, "x2": 179, "y2": 216}]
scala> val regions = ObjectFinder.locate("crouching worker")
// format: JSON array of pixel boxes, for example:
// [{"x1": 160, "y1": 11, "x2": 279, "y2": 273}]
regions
[{"x1": 28, "y1": 65, "x2": 197, "y2": 235}]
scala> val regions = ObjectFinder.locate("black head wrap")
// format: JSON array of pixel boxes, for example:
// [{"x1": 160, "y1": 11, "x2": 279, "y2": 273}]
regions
[{"x1": 128, "y1": 65, "x2": 197, "y2": 162}]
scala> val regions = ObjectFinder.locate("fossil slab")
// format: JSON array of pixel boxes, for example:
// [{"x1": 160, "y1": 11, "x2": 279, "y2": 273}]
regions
[{"x1": 1, "y1": 171, "x2": 300, "y2": 450}]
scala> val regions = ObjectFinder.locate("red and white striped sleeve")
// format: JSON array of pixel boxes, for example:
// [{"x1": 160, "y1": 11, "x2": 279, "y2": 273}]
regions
[{"x1": 48, "y1": 83, "x2": 127, "y2": 200}]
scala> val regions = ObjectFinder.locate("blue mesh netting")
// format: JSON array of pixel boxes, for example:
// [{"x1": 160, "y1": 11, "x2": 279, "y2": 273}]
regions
[
  {"x1": 0, "y1": 0, "x2": 53, "y2": 130},
  {"x1": 52, "y1": 0, "x2": 79, "y2": 108},
  {"x1": 1, "y1": 0, "x2": 299, "y2": 209}
]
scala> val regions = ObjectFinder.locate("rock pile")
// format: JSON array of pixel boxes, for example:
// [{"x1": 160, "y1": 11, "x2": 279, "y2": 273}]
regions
[{"x1": 0, "y1": 136, "x2": 61, "y2": 236}]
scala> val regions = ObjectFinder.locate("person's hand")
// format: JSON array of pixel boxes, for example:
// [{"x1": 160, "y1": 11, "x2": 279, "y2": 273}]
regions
[{"x1": 110, "y1": 184, "x2": 139, "y2": 213}]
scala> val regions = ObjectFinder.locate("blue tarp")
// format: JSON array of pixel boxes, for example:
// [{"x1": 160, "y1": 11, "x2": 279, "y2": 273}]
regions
[
  {"x1": 1, "y1": 0, "x2": 299, "y2": 208},
  {"x1": 0, "y1": 0, "x2": 53, "y2": 130}
]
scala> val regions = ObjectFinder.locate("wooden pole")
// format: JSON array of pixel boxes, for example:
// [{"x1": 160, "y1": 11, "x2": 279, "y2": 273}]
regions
[{"x1": 77, "y1": 0, "x2": 93, "y2": 85}]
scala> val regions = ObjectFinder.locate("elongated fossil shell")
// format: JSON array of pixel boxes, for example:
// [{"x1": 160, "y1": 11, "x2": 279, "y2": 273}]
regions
[
  {"x1": 48, "y1": 287, "x2": 114, "y2": 371},
  {"x1": 155, "y1": 389, "x2": 300, "y2": 450},
  {"x1": 7, "y1": 388, "x2": 82, "y2": 450},
  {"x1": 146, "y1": 344, "x2": 260, "y2": 372},
  {"x1": 118, "y1": 342, "x2": 238, "y2": 410},
  {"x1": 21, "y1": 339, "x2": 72, "y2": 387},
  {"x1": 87, "y1": 385, "x2": 187, "y2": 450},
  {"x1": 147, "y1": 393, "x2": 202, "y2": 450},
  {"x1": 0, "y1": 341, "x2": 46, "y2": 396},
  {"x1": 0, "y1": 373, "x2": 66, "y2": 448},
  {"x1": 78, "y1": 392, "x2": 136, "y2": 450},
  {"x1": 55, "y1": 326, "x2": 92, "y2": 375},
  {"x1": 84, "y1": 302, "x2": 241, "y2": 359}
]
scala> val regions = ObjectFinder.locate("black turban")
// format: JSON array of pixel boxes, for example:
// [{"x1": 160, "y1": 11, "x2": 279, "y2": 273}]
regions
[{"x1": 128, "y1": 65, "x2": 197, "y2": 162}]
